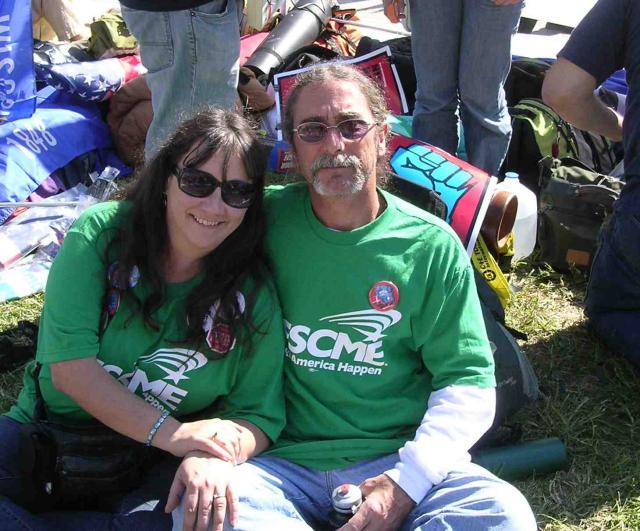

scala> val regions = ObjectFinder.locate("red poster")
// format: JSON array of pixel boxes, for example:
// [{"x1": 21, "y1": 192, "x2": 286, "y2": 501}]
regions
[{"x1": 273, "y1": 47, "x2": 408, "y2": 140}]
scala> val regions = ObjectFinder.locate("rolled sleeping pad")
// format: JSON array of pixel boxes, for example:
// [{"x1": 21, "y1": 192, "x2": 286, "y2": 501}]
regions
[
  {"x1": 244, "y1": 0, "x2": 334, "y2": 81},
  {"x1": 472, "y1": 437, "x2": 568, "y2": 481}
]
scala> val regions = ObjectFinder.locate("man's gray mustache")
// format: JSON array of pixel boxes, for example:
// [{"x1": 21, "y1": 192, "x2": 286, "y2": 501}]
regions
[{"x1": 311, "y1": 154, "x2": 362, "y2": 174}]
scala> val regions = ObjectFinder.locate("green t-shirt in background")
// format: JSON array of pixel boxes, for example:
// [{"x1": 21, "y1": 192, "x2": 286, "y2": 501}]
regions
[
  {"x1": 7, "y1": 201, "x2": 286, "y2": 443},
  {"x1": 263, "y1": 183, "x2": 494, "y2": 469}
]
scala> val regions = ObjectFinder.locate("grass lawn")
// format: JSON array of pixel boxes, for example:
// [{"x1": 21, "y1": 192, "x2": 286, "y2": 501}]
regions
[{"x1": 1, "y1": 247, "x2": 638, "y2": 529}]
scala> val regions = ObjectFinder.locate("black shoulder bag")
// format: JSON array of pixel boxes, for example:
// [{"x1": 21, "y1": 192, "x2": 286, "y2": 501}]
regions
[{"x1": 18, "y1": 363, "x2": 160, "y2": 512}]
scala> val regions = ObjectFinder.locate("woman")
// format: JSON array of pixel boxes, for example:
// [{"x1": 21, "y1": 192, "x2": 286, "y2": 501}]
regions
[{"x1": 0, "y1": 109, "x2": 285, "y2": 530}]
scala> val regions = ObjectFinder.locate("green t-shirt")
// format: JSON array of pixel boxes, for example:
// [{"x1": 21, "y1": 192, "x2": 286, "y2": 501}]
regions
[
  {"x1": 7, "y1": 201, "x2": 286, "y2": 443},
  {"x1": 263, "y1": 183, "x2": 494, "y2": 469}
]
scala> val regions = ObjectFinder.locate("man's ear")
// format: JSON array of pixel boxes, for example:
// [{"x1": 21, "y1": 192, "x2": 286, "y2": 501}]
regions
[{"x1": 377, "y1": 122, "x2": 389, "y2": 158}]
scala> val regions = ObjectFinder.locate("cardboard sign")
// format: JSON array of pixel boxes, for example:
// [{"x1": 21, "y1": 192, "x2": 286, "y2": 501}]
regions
[{"x1": 388, "y1": 134, "x2": 497, "y2": 254}]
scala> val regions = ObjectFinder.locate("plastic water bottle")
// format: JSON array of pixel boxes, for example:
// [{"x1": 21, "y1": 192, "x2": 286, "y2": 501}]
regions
[
  {"x1": 328, "y1": 484, "x2": 363, "y2": 529},
  {"x1": 496, "y1": 172, "x2": 537, "y2": 260}
]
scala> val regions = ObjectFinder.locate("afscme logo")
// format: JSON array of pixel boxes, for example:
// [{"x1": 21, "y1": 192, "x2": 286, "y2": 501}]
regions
[
  {"x1": 285, "y1": 309, "x2": 402, "y2": 367},
  {"x1": 100, "y1": 348, "x2": 208, "y2": 410}
]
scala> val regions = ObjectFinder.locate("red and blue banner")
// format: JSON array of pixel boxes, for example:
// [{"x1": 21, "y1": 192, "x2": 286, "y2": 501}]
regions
[{"x1": 0, "y1": 0, "x2": 36, "y2": 123}]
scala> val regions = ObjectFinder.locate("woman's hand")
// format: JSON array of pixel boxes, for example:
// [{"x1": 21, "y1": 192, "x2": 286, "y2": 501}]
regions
[
  {"x1": 163, "y1": 419, "x2": 244, "y2": 462},
  {"x1": 165, "y1": 452, "x2": 237, "y2": 531}
]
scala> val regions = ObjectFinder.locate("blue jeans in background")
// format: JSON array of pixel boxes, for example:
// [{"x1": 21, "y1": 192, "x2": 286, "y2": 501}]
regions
[
  {"x1": 409, "y1": 0, "x2": 523, "y2": 176},
  {"x1": 586, "y1": 180, "x2": 640, "y2": 364},
  {"x1": 0, "y1": 415, "x2": 175, "y2": 530},
  {"x1": 172, "y1": 453, "x2": 537, "y2": 530},
  {"x1": 121, "y1": 0, "x2": 241, "y2": 158}
]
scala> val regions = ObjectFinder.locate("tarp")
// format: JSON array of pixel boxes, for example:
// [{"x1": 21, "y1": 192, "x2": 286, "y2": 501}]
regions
[{"x1": 0, "y1": 86, "x2": 112, "y2": 224}]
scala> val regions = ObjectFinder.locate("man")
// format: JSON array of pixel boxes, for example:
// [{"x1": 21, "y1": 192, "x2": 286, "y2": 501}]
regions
[
  {"x1": 542, "y1": 0, "x2": 640, "y2": 363},
  {"x1": 173, "y1": 62, "x2": 536, "y2": 531},
  {"x1": 119, "y1": 0, "x2": 242, "y2": 158},
  {"x1": 383, "y1": 0, "x2": 522, "y2": 176}
]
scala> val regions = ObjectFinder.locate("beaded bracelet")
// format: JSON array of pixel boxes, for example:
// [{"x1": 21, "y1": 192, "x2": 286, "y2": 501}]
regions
[{"x1": 146, "y1": 410, "x2": 171, "y2": 447}]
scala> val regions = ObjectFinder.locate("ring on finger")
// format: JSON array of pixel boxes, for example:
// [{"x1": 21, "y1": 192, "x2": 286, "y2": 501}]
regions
[{"x1": 213, "y1": 494, "x2": 225, "y2": 499}]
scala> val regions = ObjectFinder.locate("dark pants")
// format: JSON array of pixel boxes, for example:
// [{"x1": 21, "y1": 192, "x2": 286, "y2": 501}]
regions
[
  {"x1": 0, "y1": 415, "x2": 175, "y2": 530},
  {"x1": 586, "y1": 180, "x2": 640, "y2": 364}
]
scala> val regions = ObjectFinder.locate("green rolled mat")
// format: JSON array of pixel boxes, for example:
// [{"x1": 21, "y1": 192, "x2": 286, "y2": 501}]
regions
[{"x1": 472, "y1": 437, "x2": 568, "y2": 481}]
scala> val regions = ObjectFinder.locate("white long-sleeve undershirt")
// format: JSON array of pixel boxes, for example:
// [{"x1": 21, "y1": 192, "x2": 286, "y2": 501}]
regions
[{"x1": 384, "y1": 385, "x2": 496, "y2": 503}]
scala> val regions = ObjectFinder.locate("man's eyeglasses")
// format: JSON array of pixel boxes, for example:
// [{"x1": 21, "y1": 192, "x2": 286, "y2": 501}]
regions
[
  {"x1": 293, "y1": 119, "x2": 377, "y2": 143},
  {"x1": 174, "y1": 166, "x2": 256, "y2": 209}
]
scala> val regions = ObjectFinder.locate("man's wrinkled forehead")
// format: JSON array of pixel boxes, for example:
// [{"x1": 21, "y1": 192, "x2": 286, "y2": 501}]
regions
[{"x1": 291, "y1": 80, "x2": 374, "y2": 125}]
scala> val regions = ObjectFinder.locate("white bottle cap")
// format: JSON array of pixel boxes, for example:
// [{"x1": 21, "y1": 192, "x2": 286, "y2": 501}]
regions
[
  {"x1": 331, "y1": 484, "x2": 363, "y2": 514},
  {"x1": 504, "y1": 171, "x2": 519, "y2": 180}
]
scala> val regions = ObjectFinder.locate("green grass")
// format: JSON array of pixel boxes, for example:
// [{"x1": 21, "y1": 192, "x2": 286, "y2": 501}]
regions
[{"x1": 2, "y1": 253, "x2": 639, "y2": 529}]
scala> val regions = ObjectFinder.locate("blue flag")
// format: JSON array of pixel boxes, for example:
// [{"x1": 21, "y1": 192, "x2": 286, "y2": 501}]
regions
[
  {"x1": 0, "y1": 0, "x2": 36, "y2": 123},
  {"x1": 0, "y1": 87, "x2": 113, "y2": 224}
]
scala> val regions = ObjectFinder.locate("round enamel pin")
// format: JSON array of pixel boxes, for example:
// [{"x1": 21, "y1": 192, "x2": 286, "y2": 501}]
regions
[
  {"x1": 106, "y1": 288, "x2": 120, "y2": 317},
  {"x1": 368, "y1": 281, "x2": 399, "y2": 311},
  {"x1": 207, "y1": 322, "x2": 234, "y2": 354}
]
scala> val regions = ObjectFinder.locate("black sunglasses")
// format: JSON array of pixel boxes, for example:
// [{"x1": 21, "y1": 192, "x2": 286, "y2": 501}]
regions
[
  {"x1": 293, "y1": 119, "x2": 377, "y2": 143},
  {"x1": 174, "y1": 166, "x2": 256, "y2": 209}
]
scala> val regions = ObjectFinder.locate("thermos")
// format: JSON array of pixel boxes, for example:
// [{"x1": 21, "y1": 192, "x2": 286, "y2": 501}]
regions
[{"x1": 328, "y1": 483, "x2": 363, "y2": 529}]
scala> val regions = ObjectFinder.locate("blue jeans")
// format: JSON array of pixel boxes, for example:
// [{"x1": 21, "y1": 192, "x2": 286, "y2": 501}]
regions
[
  {"x1": 172, "y1": 454, "x2": 537, "y2": 530},
  {"x1": 409, "y1": 0, "x2": 523, "y2": 176},
  {"x1": 121, "y1": 0, "x2": 242, "y2": 158},
  {"x1": 0, "y1": 415, "x2": 175, "y2": 530},
  {"x1": 586, "y1": 180, "x2": 640, "y2": 363}
]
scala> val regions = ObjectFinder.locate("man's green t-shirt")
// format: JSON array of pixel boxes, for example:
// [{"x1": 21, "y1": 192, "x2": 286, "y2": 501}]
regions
[
  {"x1": 263, "y1": 183, "x2": 494, "y2": 469},
  {"x1": 7, "y1": 201, "x2": 285, "y2": 443}
]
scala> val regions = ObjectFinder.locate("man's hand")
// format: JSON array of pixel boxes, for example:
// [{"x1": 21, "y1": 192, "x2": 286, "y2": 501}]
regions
[
  {"x1": 338, "y1": 474, "x2": 415, "y2": 531},
  {"x1": 165, "y1": 452, "x2": 237, "y2": 531}
]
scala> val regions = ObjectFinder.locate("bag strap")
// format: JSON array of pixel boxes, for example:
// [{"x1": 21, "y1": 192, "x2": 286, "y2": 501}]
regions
[{"x1": 32, "y1": 362, "x2": 49, "y2": 422}]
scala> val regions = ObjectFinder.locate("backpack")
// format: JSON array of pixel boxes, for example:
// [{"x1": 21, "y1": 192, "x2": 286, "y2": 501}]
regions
[
  {"x1": 502, "y1": 98, "x2": 618, "y2": 194},
  {"x1": 504, "y1": 57, "x2": 551, "y2": 107},
  {"x1": 537, "y1": 156, "x2": 624, "y2": 271},
  {"x1": 88, "y1": 9, "x2": 138, "y2": 60}
]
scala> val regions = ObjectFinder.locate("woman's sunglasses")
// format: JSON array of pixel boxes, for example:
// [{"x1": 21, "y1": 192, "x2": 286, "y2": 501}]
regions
[
  {"x1": 292, "y1": 119, "x2": 377, "y2": 143},
  {"x1": 174, "y1": 166, "x2": 256, "y2": 209}
]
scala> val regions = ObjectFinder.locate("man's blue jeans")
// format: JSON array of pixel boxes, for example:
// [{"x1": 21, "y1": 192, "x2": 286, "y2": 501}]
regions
[
  {"x1": 121, "y1": 0, "x2": 241, "y2": 158},
  {"x1": 586, "y1": 180, "x2": 640, "y2": 363},
  {"x1": 173, "y1": 454, "x2": 537, "y2": 530},
  {"x1": 0, "y1": 415, "x2": 174, "y2": 530},
  {"x1": 409, "y1": 0, "x2": 523, "y2": 176}
]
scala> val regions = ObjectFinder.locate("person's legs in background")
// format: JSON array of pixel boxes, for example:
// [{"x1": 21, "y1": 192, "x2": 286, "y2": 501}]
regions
[
  {"x1": 121, "y1": 0, "x2": 241, "y2": 159},
  {"x1": 31, "y1": 0, "x2": 87, "y2": 41},
  {"x1": 586, "y1": 182, "x2": 640, "y2": 364},
  {"x1": 409, "y1": 0, "x2": 462, "y2": 157},
  {"x1": 458, "y1": 0, "x2": 522, "y2": 176}
]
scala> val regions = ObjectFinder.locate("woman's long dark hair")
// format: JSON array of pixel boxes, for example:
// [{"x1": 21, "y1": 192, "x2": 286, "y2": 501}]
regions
[{"x1": 115, "y1": 108, "x2": 269, "y2": 349}]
